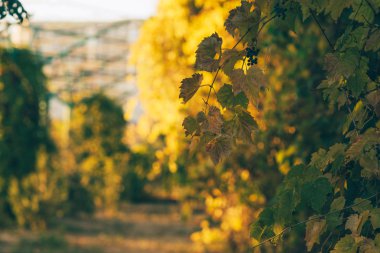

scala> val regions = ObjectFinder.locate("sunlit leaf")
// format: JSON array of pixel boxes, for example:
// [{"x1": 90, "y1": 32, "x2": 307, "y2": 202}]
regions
[{"x1": 179, "y1": 73, "x2": 203, "y2": 103}]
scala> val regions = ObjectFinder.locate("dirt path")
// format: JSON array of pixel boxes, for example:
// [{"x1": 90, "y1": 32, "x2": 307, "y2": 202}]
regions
[{"x1": 0, "y1": 203, "x2": 204, "y2": 253}]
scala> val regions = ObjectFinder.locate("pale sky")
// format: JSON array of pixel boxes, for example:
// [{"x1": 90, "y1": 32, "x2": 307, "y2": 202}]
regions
[{"x1": 22, "y1": 0, "x2": 159, "y2": 21}]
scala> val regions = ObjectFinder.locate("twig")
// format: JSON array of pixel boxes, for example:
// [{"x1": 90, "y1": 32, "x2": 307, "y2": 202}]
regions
[
  {"x1": 309, "y1": 8, "x2": 335, "y2": 51},
  {"x1": 252, "y1": 193, "x2": 378, "y2": 249}
]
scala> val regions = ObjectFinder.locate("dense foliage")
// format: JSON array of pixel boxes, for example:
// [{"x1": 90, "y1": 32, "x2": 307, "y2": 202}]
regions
[{"x1": 180, "y1": 0, "x2": 380, "y2": 252}]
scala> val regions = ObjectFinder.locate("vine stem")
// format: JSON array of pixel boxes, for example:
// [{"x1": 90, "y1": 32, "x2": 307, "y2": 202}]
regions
[
  {"x1": 252, "y1": 193, "x2": 378, "y2": 249},
  {"x1": 309, "y1": 8, "x2": 335, "y2": 51}
]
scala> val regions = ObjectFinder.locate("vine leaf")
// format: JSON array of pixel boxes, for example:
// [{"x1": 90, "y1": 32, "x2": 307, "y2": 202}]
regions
[
  {"x1": 182, "y1": 116, "x2": 199, "y2": 137},
  {"x1": 206, "y1": 135, "x2": 232, "y2": 164},
  {"x1": 352, "y1": 198, "x2": 373, "y2": 213},
  {"x1": 370, "y1": 208, "x2": 380, "y2": 230},
  {"x1": 346, "y1": 128, "x2": 380, "y2": 160},
  {"x1": 233, "y1": 107, "x2": 257, "y2": 142},
  {"x1": 360, "y1": 149, "x2": 380, "y2": 179},
  {"x1": 221, "y1": 49, "x2": 244, "y2": 76},
  {"x1": 216, "y1": 84, "x2": 248, "y2": 109},
  {"x1": 224, "y1": 1, "x2": 261, "y2": 44},
  {"x1": 331, "y1": 235, "x2": 358, "y2": 253},
  {"x1": 195, "y1": 33, "x2": 222, "y2": 72},
  {"x1": 301, "y1": 177, "x2": 332, "y2": 212},
  {"x1": 345, "y1": 211, "x2": 370, "y2": 236},
  {"x1": 324, "y1": 0, "x2": 352, "y2": 21},
  {"x1": 206, "y1": 106, "x2": 223, "y2": 134},
  {"x1": 365, "y1": 30, "x2": 380, "y2": 52},
  {"x1": 323, "y1": 50, "x2": 359, "y2": 85},
  {"x1": 305, "y1": 217, "x2": 326, "y2": 251},
  {"x1": 229, "y1": 66, "x2": 266, "y2": 104},
  {"x1": 359, "y1": 234, "x2": 380, "y2": 253},
  {"x1": 179, "y1": 73, "x2": 203, "y2": 103}
]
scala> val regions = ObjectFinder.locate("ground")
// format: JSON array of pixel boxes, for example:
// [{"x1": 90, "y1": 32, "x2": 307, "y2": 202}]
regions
[{"x1": 0, "y1": 203, "x2": 204, "y2": 253}]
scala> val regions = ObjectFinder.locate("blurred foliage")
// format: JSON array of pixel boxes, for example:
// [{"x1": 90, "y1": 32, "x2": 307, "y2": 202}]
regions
[
  {"x1": 68, "y1": 93, "x2": 129, "y2": 213},
  {"x1": 0, "y1": 48, "x2": 64, "y2": 229}
]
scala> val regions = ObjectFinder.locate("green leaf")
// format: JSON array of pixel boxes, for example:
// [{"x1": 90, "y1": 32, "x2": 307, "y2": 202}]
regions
[
  {"x1": 352, "y1": 198, "x2": 373, "y2": 213},
  {"x1": 216, "y1": 84, "x2": 248, "y2": 109},
  {"x1": 179, "y1": 73, "x2": 203, "y2": 103},
  {"x1": 182, "y1": 116, "x2": 199, "y2": 137},
  {"x1": 349, "y1": 0, "x2": 375, "y2": 23},
  {"x1": 325, "y1": 0, "x2": 353, "y2": 21},
  {"x1": 305, "y1": 217, "x2": 326, "y2": 251},
  {"x1": 229, "y1": 66, "x2": 266, "y2": 104},
  {"x1": 370, "y1": 208, "x2": 380, "y2": 229},
  {"x1": 206, "y1": 135, "x2": 232, "y2": 164},
  {"x1": 195, "y1": 33, "x2": 222, "y2": 72},
  {"x1": 332, "y1": 235, "x2": 358, "y2": 253},
  {"x1": 347, "y1": 71, "x2": 369, "y2": 98},
  {"x1": 365, "y1": 30, "x2": 380, "y2": 52},
  {"x1": 360, "y1": 149, "x2": 380, "y2": 179},
  {"x1": 346, "y1": 128, "x2": 380, "y2": 160},
  {"x1": 331, "y1": 196, "x2": 346, "y2": 211},
  {"x1": 323, "y1": 50, "x2": 360, "y2": 85},
  {"x1": 232, "y1": 107, "x2": 257, "y2": 142},
  {"x1": 250, "y1": 222, "x2": 275, "y2": 242},
  {"x1": 301, "y1": 177, "x2": 332, "y2": 212},
  {"x1": 224, "y1": 1, "x2": 261, "y2": 44}
]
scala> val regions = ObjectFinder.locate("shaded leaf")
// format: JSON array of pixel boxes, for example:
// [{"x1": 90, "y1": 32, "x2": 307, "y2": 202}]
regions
[
  {"x1": 182, "y1": 116, "x2": 199, "y2": 137},
  {"x1": 217, "y1": 84, "x2": 248, "y2": 109},
  {"x1": 195, "y1": 33, "x2": 222, "y2": 72},
  {"x1": 365, "y1": 30, "x2": 380, "y2": 52},
  {"x1": 206, "y1": 135, "x2": 232, "y2": 164},
  {"x1": 206, "y1": 106, "x2": 223, "y2": 134},
  {"x1": 352, "y1": 198, "x2": 373, "y2": 213},
  {"x1": 229, "y1": 66, "x2": 266, "y2": 104},
  {"x1": 360, "y1": 149, "x2": 380, "y2": 179},
  {"x1": 323, "y1": 50, "x2": 360, "y2": 85},
  {"x1": 179, "y1": 73, "x2": 203, "y2": 103},
  {"x1": 301, "y1": 177, "x2": 332, "y2": 212}
]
